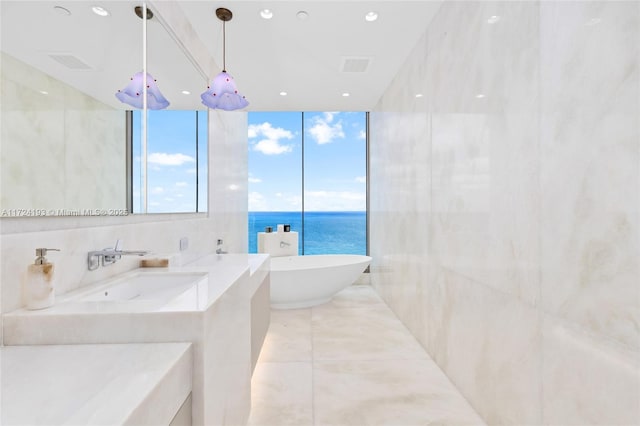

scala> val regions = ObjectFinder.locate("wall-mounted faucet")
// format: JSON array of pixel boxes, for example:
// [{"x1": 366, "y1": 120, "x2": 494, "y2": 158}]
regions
[
  {"x1": 88, "y1": 239, "x2": 149, "y2": 271},
  {"x1": 280, "y1": 241, "x2": 291, "y2": 248},
  {"x1": 216, "y1": 239, "x2": 228, "y2": 254}
]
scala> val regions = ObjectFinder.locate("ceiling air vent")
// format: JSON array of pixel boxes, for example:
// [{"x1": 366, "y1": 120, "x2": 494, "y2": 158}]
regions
[
  {"x1": 340, "y1": 56, "x2": 371, "y2": 73},
  {"x1": 48, "y1": 53, "x2": 92, "y2": 70}
]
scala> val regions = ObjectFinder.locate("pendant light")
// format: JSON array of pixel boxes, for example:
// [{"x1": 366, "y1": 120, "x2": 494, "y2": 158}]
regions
[
  {"x1": 200, "y1": 8, "x2": 249, "y2": 111},
  {"x1": 115, "y1": 5, "x2": 170, "y2": 110},
  {"x1": 116, "y1": 71, "x2": 170, "y2": 110}
]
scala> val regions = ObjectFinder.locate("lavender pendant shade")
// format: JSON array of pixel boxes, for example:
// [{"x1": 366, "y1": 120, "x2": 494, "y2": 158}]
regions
[
  {"x1": 201, "y1": 71, "x2": 248, "y2": 110},
  {"x1": 115, "y1": 71, "x2": 170, "y2": 110},
  {"x1": 201, "y1": 7, "x2": 248, "y2": 111}
]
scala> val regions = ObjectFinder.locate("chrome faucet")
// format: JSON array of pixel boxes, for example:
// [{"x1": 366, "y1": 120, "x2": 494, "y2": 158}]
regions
[
  {"x1": 88, "y1": 239, "x2": 149, "y2": 271},
  {"x1": 280, "y1": 241, "x2": 291, "y2": 248},
  {"x1": 216, "y1": 239, "x2": 227, "y2": 254}
]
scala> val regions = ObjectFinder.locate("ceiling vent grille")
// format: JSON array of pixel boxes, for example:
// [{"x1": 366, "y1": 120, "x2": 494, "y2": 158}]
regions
[
  {"x1": 48, "y1": 54, "x2": 92, "y2": 70},
  {"x1": 340, "y1": 56, "x2": 371, "y2": 73}
]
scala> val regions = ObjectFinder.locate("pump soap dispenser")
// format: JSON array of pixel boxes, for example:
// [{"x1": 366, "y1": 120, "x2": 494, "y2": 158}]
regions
[{"x1": 24, "y1": 248, "x2": 60, "y2": 310}]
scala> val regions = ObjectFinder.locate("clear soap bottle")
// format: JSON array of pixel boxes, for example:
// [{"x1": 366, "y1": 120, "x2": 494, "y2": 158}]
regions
[{"x1": 24, "y1": 248, "x2": 60, "y2": 310}]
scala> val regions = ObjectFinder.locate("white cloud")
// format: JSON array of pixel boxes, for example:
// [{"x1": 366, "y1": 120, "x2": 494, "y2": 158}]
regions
[
  {"x1": 254, "y1": 139, "x2": 293, "y2": 155},
  {"x1": 151, "y1": 186, "x2": 164, "y2": 194},
  {"x1": 248, "y1": 176, "x2": 262, "y2": 183},
  {"x1": 308, "y1": 113, "x2": 345, "y2": 145},
  {"x1": 148, "y1": 152, "x2": 196, "y2": 166},
  {"x1": 186, "y1": 168, "x2": 197, "y2": 174},
  {"x1": 304, "y1": 190, "x2": 366, "y2": 211},
  {"x1": 355, "y1": 176, "x2": 366, "y2": 183},
  {"x1": 249, "y1": 122, "x2": 295, "y2": 155},
  {"x1": 249, "y1": 191, "x2": 302, "y2": 212},
  {"x1": 323, "y1": 112, "x2": 336, "y2": 122},
  {"x1": 358, "y1": 130, "x2": 366, "y2": 140},
  {"x1": 249, "y1": 122, "x2": 294, "y2": 140},
  {"x1": 285, "y1": 195, "x2": 302, "y2": 209},
  {"x1": 249, "y1": 191, "x2": 267, "y2": 211},
  {"x1": 175, "y1": 181, "x2": 188, "y2": 187}
]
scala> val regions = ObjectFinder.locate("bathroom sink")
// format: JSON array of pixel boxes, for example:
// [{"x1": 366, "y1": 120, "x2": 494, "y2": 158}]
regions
[
  {"x1": 62, "y1": 271, "x2": 209, "y2": 311},
  {"x1": 79, "y1": 272, "x2": 205, "y2": 302}
]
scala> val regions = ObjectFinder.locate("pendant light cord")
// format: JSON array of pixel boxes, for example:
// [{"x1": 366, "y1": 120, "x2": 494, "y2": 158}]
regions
[{"x1": 222, "y1": 20, "x2": 226, "y2": 72}]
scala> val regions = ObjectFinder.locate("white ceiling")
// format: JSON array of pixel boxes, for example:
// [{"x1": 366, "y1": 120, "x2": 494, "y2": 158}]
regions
[{"x1": 1, "y1": 1, "x2": 442, "y2": 111}]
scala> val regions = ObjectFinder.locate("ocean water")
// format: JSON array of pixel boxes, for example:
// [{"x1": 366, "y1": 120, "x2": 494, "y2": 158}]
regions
[{"x1": 248, "y1": 211, "x2": 367, "y2": 255}]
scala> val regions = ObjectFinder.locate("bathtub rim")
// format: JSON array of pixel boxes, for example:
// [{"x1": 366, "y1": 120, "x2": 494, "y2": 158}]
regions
[{"x1": 269, "y1": 254, "x2": 372, "y2": 272}]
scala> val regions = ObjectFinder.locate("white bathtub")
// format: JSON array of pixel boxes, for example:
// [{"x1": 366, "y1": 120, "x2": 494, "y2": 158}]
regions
[{"x1": 269, "y1": 255, "x2": 372, "y2": 309}]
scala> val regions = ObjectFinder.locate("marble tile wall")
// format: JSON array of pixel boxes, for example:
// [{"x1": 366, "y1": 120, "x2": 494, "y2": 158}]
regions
[
  {"x1": 369, "y1": 1, "x2": 639, "y2": 424},
  {"x1": 1, "y1": 53, "x2": 126, "y2": 212}
]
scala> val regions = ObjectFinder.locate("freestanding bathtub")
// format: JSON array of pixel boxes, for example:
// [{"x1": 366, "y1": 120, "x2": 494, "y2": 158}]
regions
[{"x1": 269, "y1": 254, "x2": 372, "y2": 309}]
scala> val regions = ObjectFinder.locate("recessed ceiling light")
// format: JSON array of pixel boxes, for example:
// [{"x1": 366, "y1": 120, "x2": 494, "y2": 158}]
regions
[
  {"x1": 53, "y1": 6, "x2": 71, "y2": 16},
  {"x1": 39, "y1": 90, "x2": 49, "y2": 95},
  {"x1": 279, "y1": 91, "x2": 287, "y2": 96},
  {"x1": 260, "y1": 9, "x2": 273, "y2": 19},
  {"x1": 487, "y1": 15, "x2": 500, "y2": 24},
  {"x1": 342, "y1": 92, "x2": 350, "y2": 97},
  {"x1": 365, "y1": 11, "x2": 378, "y2": 22},
  {"x1": 475, "y1": 93, "x2": 486, "y2": 99},
  {"x1": 415, "y1": 93, "x2": 424, "y2": 98},
  {"x1": 181, "y1": 90, "x2": 191, "y2": 95},
  {"x1": 296, "y1": 11, "x2": 309, "y2": 20},
  {"x1": 91, "y1": 6, "x2": 110, "y2": 17}
]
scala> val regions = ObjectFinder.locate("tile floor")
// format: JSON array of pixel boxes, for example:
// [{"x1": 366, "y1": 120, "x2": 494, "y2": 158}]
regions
[{"x1": 248, "y1": 285, "x2": 486, "y2": 426}]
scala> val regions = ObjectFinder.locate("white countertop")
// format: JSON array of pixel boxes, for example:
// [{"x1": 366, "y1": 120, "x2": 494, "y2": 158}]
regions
[
  {"x1": 1, "y1": 342, "x2": 192, "y2": 426},
  {"x1": 5, "y1": 253, "x2": 270, "y2": 317}
]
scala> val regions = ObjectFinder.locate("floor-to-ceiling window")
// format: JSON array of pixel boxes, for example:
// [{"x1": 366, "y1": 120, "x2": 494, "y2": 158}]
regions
[{"x1": 248, "y1": 111, "x2": 367, "y2": 255}]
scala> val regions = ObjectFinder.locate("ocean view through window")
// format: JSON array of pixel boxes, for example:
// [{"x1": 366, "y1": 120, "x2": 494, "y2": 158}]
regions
[{"x1": 248, "y1": 112, "x2": 367, "y2": 255}]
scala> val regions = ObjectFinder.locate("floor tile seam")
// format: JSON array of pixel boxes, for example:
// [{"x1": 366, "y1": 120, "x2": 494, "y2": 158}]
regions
[
  {"x1": 311, "y1": 316, "x2": 404, "y2": 324},
  {"x1": 311, "y1": 356, "x2": 431, "y2": 363},
  {"x1": 311, "y1": 304, "x2": 412, "y2": 320},
  {"x1": 255, "y1": 359, "x2": 313, "y2": 366},
  {"x1": 309, "y1": 330, "x2": 430, "y2": 343},
  {"x1": 310, "y1": 305, "x2": 390, "y2": 313},
  {"x1": 310, "y1": 306, "x2": 316, "y2": 426}
]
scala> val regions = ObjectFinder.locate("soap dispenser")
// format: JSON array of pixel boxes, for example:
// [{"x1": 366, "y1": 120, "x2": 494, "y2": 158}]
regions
[{"x1": 24, "y1": 248, "x2": 60, "y2": 310}]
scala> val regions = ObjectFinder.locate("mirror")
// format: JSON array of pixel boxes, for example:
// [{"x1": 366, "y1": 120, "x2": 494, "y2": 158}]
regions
[{"x1": 0, "y1": 1, "x2": 208, "y2": 217}]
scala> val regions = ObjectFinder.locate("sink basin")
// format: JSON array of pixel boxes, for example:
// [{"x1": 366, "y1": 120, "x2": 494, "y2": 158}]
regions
[
  {"x1": 61, "y1": 271, "x2": 209, "y2": 311},
  {"x1": 79, "y1": 272, "x2": 206, "y2": 302}
]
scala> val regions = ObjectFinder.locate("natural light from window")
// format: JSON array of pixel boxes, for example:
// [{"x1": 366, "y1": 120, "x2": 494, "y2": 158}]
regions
[{"x1": 248, "y1": 111, "x2": 367, "y2": 255}]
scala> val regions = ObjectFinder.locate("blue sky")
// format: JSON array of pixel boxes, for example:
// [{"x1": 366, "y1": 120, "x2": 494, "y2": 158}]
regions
[
  {"x1": 133, "y1": 110, "x2": 366, "y2": 213},
  {"x1": 248, "y1": 111, "x2": 367, "y2": 212},
  {"x1": 132, "y1": 110, "x2": 207, "y2": 213}
]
